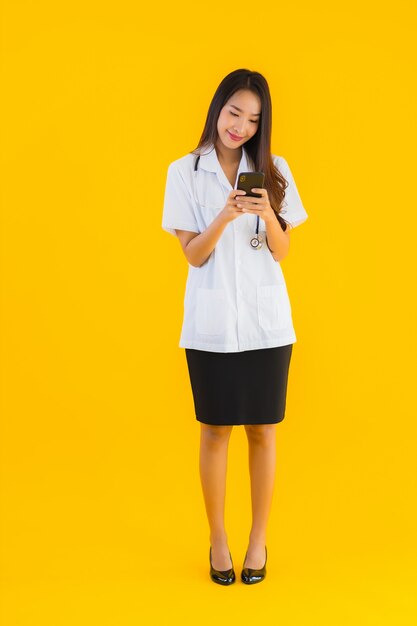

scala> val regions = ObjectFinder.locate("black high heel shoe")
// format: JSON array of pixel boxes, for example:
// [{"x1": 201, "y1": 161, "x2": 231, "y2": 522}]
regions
[
  {"x1": 209, "y1": 546, "x2": 236, "y2": 585},
  {"x1": 241, "y1": 545, "x2": 267, "y2": 584}
]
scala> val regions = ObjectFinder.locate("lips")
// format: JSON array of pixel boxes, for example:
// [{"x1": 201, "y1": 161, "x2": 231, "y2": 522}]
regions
[{"x1": 228, "y1": 130, "x2": 243, "y2": 141}]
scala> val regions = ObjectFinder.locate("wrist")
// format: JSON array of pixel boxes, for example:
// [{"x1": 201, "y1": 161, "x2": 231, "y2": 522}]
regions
[{"x1": 219, "y1": 209, "x2": 232, "y2": 225}]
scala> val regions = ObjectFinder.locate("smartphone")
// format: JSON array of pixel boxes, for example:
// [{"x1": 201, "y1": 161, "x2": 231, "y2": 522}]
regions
[{"x1": 237, "y1": 171, "x2": 265, "y2": 197}]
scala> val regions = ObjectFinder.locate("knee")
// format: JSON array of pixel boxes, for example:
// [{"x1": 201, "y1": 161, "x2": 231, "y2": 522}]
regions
[
  {"x1": 244, "y1": 423, "x2": 276, "y2": 445},
  {"x1": 200, "y1": 423, "x2": 233, "y2": 445}
]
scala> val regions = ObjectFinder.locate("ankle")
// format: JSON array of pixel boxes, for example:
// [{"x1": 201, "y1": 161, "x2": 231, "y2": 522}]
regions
[
  {"x1": 210, "y1": 532, "x2": 229, "y2": 546},
  {"x1": 248, "y1": 533, "x2": 266, "y2": 547}
]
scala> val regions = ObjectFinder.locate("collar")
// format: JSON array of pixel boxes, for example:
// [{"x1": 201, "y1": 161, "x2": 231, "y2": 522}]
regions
[{"x1": 197, "y1": 143, "x2": 250, "y2": 174}]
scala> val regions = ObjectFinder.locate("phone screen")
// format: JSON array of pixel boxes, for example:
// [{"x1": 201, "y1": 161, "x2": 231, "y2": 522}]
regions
[{"x1": 237, "y1": 171, "x2": 265, "y2": 197}]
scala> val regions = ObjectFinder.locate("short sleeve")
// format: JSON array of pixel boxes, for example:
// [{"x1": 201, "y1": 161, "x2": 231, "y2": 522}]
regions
[
  {"x1": 275, "y1": 156, "x2": 308, "y2": 229},
  {"x1": 161, "y1": 162, "x2": 200, "y2": 237}
]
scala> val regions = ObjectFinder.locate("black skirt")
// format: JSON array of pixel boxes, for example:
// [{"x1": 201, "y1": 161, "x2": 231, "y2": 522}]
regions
[{"x1": 185, "y1": 344, "x2": 293, "y2": 426}]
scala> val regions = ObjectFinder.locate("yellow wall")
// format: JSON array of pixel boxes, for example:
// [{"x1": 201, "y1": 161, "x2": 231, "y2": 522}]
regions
[{"x1": 1, "y1": 1, "x2": 416, "y2": 623}]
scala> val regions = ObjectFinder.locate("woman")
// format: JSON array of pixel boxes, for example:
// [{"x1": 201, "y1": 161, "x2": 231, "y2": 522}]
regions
[{"x1": 162, "y1": 69, "x2": 308, "y2": 585}]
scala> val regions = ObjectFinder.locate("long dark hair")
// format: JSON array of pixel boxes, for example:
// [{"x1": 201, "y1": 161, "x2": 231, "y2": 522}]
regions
[{"x1": 191, "y1": 68, "x2": 290, "y2": 231}]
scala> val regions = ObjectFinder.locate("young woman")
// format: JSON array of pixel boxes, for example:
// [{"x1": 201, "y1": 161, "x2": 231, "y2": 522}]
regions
[{"x1": 162, "y1": 69, "x2": 308, "y2": 585}]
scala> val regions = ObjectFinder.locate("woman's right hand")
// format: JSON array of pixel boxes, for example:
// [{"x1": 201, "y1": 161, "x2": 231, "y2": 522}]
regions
[{"x1": 221, "y1": 189, "x2": 248, "y2": 223}]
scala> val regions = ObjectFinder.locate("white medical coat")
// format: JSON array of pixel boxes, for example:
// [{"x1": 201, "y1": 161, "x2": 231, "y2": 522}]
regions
[{"x1": 162, "y1": 143, "x2": 308, "y2": 352}]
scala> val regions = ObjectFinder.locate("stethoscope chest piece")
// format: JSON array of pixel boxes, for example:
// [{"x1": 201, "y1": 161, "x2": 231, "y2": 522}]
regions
[
  {"x1": 250, "y1": 214, "x2": 264, "y2": 249},
  {"x1": 250, "y1": 234, "x2": 264, "y2": 249}
]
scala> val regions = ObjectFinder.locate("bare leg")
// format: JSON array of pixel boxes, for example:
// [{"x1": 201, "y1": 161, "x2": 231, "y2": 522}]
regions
[
  {"x1": 199, "y1": 422, "x2": 234, "y2": 570},
  {"x1": 243, "y1": 423, "x2": 277, "y2": 568}
]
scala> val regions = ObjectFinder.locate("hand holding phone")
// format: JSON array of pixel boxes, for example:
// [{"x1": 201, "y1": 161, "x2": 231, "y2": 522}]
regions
[{"x1": 221, "y1": 172, "x2": 265, "y2": 224}]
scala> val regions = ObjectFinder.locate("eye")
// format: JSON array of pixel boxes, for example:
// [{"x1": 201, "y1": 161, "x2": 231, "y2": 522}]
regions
[{"x1": 230, "y1": 111, "x2": 258, "y2": 124}]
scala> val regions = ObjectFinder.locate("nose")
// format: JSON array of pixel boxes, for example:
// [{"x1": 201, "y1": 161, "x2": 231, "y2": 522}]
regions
[{"x1": 233, "y1": 122, "x2": 247, "y2": 135}]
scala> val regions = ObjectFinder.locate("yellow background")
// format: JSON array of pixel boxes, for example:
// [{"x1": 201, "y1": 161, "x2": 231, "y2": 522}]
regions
[{"x1": 1, "y1": 1, "x2": 416, "y2": 623}]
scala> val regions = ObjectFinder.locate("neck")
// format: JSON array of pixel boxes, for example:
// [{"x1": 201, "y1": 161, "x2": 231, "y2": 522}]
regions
[{"x1": 215, "y1": 140, "x2": 242, "y2": 165}]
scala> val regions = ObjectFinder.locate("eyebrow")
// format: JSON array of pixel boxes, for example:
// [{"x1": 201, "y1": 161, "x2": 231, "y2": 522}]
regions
[{"x1": 229, "y1": 104, "x2": 261, "y2": 117}]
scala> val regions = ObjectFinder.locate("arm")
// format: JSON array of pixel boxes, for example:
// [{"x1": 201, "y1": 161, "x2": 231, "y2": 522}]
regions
[
  {"x1": 175, "y1": 211, "x2": 230, "y2": 268},
  {"x1": 265, "y1": 218, "x2": 291, "y2": 262}
]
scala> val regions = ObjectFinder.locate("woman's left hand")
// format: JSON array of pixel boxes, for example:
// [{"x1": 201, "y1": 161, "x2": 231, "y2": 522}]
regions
[{"x1": 236, "y1": 188, "x2": 276, "y2": 224}]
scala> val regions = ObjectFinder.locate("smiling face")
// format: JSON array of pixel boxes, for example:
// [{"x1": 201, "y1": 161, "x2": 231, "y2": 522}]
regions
[{"x1": 216, "y1": 89, "x2": 261, "y2": 150}]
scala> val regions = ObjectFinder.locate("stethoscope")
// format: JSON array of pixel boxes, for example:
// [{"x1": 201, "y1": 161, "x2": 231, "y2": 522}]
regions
[{"x1": 194, "y1": 155, "x2": 264, "y2": 250}]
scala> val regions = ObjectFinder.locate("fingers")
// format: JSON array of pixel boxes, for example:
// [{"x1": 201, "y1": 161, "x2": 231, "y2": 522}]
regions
[{"x1": 231, "y1": 190, "x2": 247, "y2": 200}]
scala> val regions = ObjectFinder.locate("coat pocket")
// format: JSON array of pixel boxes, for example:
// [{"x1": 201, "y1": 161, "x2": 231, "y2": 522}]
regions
[
  {"x1": 196, "y1": 288, "x2": 227, "y2": 335},
  {"x1": 257, "y1": 284, "x2": 292, "y2": 331}
]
